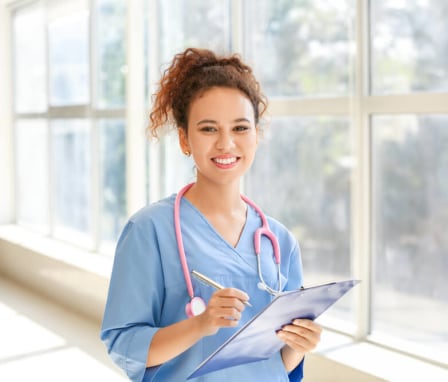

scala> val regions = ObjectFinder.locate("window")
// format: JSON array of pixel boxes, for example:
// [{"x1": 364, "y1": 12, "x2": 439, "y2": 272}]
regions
[
  {"x1": 369, "y1": 0, "x2": 448, "y2": 363},
  {"x1": 372, "y1": 115, "x2": 448, "y2": 365},
  {"x1": 13, "y1": 3, "x2": 46, "y2": 113},
  {"x1": 48, "y1": 0, "x2": 90, "y2": 106},
  {"x1": 16, "y1": 119, "x2": 49, "y2": 232},
  {"x1": 13, "y1": 0, "x2": 127, "y2": 252}
]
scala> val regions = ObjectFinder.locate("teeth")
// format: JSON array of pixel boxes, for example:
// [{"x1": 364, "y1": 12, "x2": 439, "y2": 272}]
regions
[{"x1": 214, "y1": 157, "x2": 236, "y2": 165}]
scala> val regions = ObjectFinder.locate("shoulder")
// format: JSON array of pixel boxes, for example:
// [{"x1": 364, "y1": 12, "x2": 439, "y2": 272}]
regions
[
  {"x1": 247, "y1": 204, "x2": 299, "y2": 252},
  {"x1": 128, "y1": 194, "x2": 176, "y2": 227},
  {"x1": 266, "y1": 215, "x2": 298, "y2": 250},
  {"x1": 117, "y1": 194, "x2": 176, "y2": 244}
]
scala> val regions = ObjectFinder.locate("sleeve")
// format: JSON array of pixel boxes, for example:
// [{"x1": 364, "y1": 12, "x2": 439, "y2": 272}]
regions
[
  {"x1": 288, "y1": 358, "x2": 304, "y2": 381},
  {"x1": 284, "y1": 236, "x2": 305, "y2": 381},
  {"x1": 100, "y1": 219, "x2": 165, "y2": 382}
]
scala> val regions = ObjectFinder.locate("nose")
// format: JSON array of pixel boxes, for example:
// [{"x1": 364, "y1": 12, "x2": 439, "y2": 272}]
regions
[{"x1": 215, "y1": 130, "x2": 235, "y2": 151}]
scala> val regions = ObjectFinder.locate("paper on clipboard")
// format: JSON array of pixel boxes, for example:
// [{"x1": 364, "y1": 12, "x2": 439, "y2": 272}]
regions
[{"x1": 188, "y1": 279, "x2": 360, "y2": 380}]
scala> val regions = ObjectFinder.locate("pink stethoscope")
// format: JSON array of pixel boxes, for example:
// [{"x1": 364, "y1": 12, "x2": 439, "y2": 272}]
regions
[{"x1": 174, "y1": 183, "x2": 282, "y2": 317}]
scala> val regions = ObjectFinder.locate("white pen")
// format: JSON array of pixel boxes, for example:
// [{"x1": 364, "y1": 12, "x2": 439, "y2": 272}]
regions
[{"x1": 191, "y1": 270, "x2": 252, "y2": 307}]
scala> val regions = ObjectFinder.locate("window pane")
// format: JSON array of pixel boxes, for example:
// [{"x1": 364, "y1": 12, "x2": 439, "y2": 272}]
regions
[
  {"x1": 371, "y1": 1, "x2": 448, "y2": 94},
  {"x1": 244, "y1": 0, "x2": 351, "y2": 97},
  {"x1": 157, "y1": 0, "x2": 231, "y2": 64},
  {"x1": 157, "y1": 132, "x2": 196, "y2": 198},
  {"x1": 372, "y1": 115, "x2": 448, "y2": 364},
  {"x1": 52, "y1": 119, "x2": 92, "y2": 247},
  {"x1": 96, "y1": 0, "x2": 126, "y2": 108},
  {"x1": 246, "y1": 117, "x2": 354, "y2": 327},
  {"x1": 13, "y1": 3, "x2": 47, "y2": 113},
  {"x1": 48, "y1": 0, "x2": 89, "y2": 106},
  {"x1": 16, "y1": 119, "x2": 49, "y2": 232},
  {"x1": 98, "y1": 119, "x2": 127, "y2": 253}
]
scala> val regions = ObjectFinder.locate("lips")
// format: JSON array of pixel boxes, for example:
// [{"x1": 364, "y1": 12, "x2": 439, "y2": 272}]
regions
[
  {"x1": 213, "y1": 157, "x2": 237, "y2": 165},
  {"x1": 212, "y1": 156, "x2": 240, "y2": 168}
]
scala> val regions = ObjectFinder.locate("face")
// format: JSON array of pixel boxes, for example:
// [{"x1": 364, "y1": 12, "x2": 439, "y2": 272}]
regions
[{"x1": 179, "y1": 87, "x2": 258, "y2": 186}]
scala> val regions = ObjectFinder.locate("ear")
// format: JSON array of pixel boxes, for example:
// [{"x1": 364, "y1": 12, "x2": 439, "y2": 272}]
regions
[{"x1": 178, "y1": 127, "x2": 190, "y2": 154}]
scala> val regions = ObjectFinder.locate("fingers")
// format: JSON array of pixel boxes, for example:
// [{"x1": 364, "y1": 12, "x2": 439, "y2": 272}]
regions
[
  {"x1": 200, "y1": 288, "x2": 249, "y2": 330},
  {"x1": 216, "y1": 287, "x2": 250, "y2": 302},
  {"x1": 277, "y1": 319, "x2": 322, "y2": 353}
]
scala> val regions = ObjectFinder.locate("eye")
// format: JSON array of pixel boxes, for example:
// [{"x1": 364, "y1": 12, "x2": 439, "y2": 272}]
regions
[
  {"x1": 199, "y1": 126, "x2": 217, "y2": 133},
  {"x1": 234, "y1": 125, "x2": 250, "y2": 132}
]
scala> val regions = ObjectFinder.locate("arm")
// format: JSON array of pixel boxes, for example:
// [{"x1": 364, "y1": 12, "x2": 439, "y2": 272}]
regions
[{"x1": 147, "y1": 287, "x2": 249, "y2": 367}]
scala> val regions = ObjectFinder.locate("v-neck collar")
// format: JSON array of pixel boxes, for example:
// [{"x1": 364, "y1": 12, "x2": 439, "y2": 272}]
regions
[{"x1": 181, "y1": 196, "x2": 252, "y2": 252}]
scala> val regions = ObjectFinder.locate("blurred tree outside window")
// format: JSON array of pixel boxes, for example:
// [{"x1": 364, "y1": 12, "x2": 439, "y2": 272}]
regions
[
  {"x1": 372, "y1": 115, "x2": 448, "y2": 364},
  {"x1": 371, "y1": 0, "x2": 448, "y2": 94},
  {"x1": 244, "y1": 0, "x2": 351, "y2": 97}
]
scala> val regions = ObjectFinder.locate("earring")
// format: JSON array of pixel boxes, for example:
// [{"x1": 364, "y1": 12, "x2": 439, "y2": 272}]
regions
[{"x1": 184, "y1": 150, "x2": 191, "y2": 156}]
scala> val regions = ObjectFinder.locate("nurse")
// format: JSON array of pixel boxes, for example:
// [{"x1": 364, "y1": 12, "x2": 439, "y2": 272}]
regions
[{"x1": 100, "y1": 47, "x2": 322, "y2": 381}]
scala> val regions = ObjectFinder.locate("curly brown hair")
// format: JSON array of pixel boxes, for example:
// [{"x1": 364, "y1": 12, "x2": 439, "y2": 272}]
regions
[{"x1": 148, "y1": 48, "x2": 268, "y2": 138}]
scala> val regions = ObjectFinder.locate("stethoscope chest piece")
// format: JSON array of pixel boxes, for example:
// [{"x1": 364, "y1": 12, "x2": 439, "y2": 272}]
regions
[{"x1": 185, "y1": 296, "x2": 206, "y2": 318}]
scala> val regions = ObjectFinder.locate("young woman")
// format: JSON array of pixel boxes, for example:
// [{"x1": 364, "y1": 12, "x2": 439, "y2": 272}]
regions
[{"x1": 101, "y1": 48, "x2": 321, "y2": 382}]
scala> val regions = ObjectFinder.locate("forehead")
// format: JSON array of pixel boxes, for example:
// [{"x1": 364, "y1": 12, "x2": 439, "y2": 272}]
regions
[{"x1": 188, "y1": 87, "x2": 255, "y2": 123}]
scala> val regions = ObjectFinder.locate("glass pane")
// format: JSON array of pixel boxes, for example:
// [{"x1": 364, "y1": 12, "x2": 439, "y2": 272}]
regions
[
  {"x1": 96, "y1": 0, "x2": 127, "y2": 108},
  {"x1": 244, "y1": 0, "x2": 351, "y2": 97},
  {"x1": 52, "y1": 119, "x2": 92, "y2": 247},
  {"x1": 246, "y1": 117, "x2": 353, "y2": 326},
  {"x1": 98, "y1": 119, "x2": 127, "y2": 253},
  {"x1": 372, "y1": 115, "x2": 448, "y2": 365},
  {"x1": 48, "y1": 0, "x2": 90, "y2": 106},
  {"x1": 157, "y1": 0, "x2": 231, "y2": 65},
  {"x1": 16, "y1": 119, "x2": 49, "y2": 232},
  {"x1": 371, "y1": 1, "x2": 448, "y2": 94},
  {"x1": 158, "y1": 132, "x2": 196, "y2": 198},
  {"x1": 13, "y1": 3, "x2": 47, "y2": 113}
]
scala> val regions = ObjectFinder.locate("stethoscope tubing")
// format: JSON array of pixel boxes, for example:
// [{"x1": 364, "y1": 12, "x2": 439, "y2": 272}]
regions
[
  {"x1": 174, "y1": 183, "x2": 196, "y2": 299},
  {"x1": 174, "y1": 183, "x2": 282, "y2": 304}
]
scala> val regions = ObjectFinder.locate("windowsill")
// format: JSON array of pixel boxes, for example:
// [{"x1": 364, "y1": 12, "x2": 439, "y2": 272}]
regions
[
  {"x1": 0, "y1": 224, "x2": 113, "y2": 322},
  {"x1": 1, "y1": 224, "x2": 447, "y2": 382},
  {"x1": 309, "y1": 330, "x2": 448, "y2": 381}
]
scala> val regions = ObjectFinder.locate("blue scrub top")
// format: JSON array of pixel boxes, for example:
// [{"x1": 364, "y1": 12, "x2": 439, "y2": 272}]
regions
[{"x1": 101, "y1": 194, "x2": 305, "y2": 382}]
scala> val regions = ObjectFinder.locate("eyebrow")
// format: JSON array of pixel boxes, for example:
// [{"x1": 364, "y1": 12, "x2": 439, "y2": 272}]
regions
[{"x1": 197, "y1": 118, "x2": 251, "y2": 125}]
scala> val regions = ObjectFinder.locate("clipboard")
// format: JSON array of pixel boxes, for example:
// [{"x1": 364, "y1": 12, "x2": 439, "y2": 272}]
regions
[{"x1": 188, "y1": 279, "x2": 360, "y2": 379}]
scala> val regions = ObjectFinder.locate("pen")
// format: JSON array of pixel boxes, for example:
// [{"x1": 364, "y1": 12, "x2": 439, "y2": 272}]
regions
[{"x1": 191, "y1": 270, "x2": 252, "y2": 307}]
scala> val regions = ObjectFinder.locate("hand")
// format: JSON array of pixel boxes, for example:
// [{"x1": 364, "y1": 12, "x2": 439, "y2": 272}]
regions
[
  {"x1": 197, "y1": 288, "x2": 249, "y2": 336},
  {"x1": 277, "y1": 319, "x2": 322, "y2": 354}
]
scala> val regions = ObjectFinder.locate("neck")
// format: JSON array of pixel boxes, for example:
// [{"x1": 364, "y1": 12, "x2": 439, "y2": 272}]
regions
[{"x1": 184, "y1": 179, "x2": 245, "y2": 215}]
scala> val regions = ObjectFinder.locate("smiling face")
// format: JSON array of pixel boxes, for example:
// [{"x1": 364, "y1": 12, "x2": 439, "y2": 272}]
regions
[{"x1": 179, "y1": 87, "x2": 259, "y2": 187}]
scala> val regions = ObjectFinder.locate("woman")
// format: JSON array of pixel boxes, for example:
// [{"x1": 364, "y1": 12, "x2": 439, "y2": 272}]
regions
[{"x1": 101, "y1": 48, "x2": 321, "y2": 381}]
